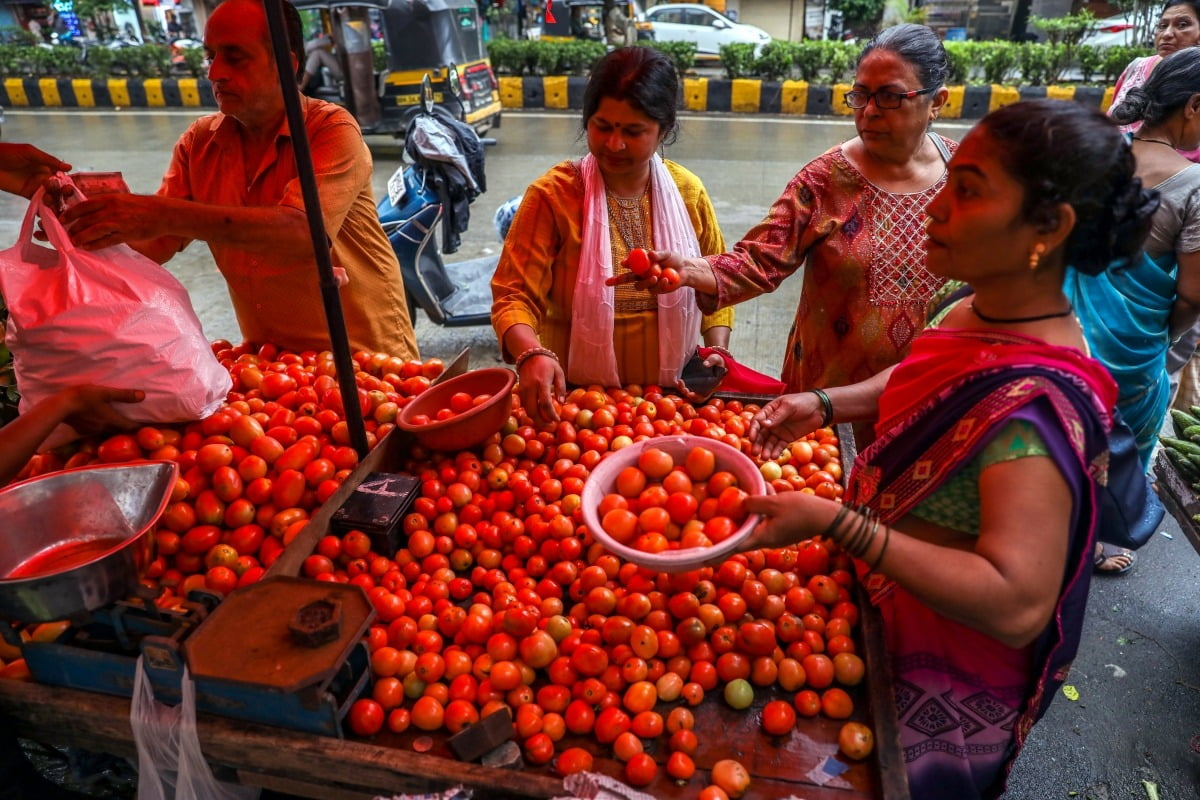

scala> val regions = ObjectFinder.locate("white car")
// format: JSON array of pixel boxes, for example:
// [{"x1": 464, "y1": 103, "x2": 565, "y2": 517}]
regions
[
  {"x1": 641, "y1": 3, "x2": 771, "y2": 57},
  {"x1": 1080, "y1": 12, "x2": 1146, "y2": 48}
]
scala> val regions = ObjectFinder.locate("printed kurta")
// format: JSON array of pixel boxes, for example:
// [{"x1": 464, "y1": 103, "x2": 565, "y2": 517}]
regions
[
  {"x1": 703, "y1": 139, "x2": 956, "y2": 392},
  {"x1": 158, "y1": 96, "x2": 418, "y2": 359},
  {"x1": 491, "y1": 159, "x2": 732, "y2": 387}
]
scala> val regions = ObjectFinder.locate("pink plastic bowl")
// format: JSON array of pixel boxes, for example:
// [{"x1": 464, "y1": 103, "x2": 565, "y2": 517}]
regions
[
  {"x1": 396, "y1": 368, "x2": 516, "y2": 451},
  {"x1": 580, "y1": 434, "x2": 766, "y2": 573}
]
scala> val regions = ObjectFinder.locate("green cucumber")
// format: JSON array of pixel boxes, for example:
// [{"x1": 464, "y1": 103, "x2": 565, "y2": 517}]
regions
[
  {"x1": 1171, "y1": 409, "x2": 1200, "y2": 436},
  {"x1": 1166, "y1": 449, "x2": 1200, "y2": 481},
  {"x1": 1160, "y1": 436, "x2": 1200, "y2": 457}
]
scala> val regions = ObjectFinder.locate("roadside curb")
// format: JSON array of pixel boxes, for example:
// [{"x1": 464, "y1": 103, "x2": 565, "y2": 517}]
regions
[
  {"x1": 0, "y1": 76, "x2": 1115, "y2": 117},
  {"x1": 499, "y1": 76, "x2": 1116, "y2": 118},
  {"x1": 1, "y1": 76, "x2": 212, "y2": 108}
]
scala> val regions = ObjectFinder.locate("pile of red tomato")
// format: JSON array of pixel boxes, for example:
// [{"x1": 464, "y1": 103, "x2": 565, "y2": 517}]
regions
[
  {"x1": 11, "y1": 342, "x2": 445, "y2": 603},
  {"x1": 599, "y1": 445, "x2": 751, "y2": 553},
  {"x1": 5, "y1": 343, "x2": 870, "y2": 796}
]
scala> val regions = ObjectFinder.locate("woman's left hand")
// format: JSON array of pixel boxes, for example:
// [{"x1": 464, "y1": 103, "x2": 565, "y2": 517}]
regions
[{"x1": 747, "y1": 393, "x2": 824, "y2": 459}]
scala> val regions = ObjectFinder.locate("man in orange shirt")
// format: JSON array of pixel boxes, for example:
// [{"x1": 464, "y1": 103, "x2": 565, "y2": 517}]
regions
[{"x1": 60, "y1": 0, "x2": 418, "y2": 360}]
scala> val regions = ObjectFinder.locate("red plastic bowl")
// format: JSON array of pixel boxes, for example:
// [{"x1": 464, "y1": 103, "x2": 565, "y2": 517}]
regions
[
  {"x1": 580, "y1": 435, "x2": 766, "y2": 573},
  {"x1": 396, "y1": 367, "x2": 516, "y2": 451}
]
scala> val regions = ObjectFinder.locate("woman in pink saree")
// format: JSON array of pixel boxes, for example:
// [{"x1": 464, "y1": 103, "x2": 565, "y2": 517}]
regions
[{"x1": 740, "y1": 101, "x2": 1158, "y2": 799}]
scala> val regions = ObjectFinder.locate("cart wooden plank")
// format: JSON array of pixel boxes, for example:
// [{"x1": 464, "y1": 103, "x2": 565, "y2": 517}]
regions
[{"x1": 0, "y1": 679, "x2": 563, "y2": 799}]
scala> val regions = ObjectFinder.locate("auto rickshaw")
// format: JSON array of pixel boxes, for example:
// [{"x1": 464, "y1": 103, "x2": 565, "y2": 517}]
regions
[
  {"x1": 537, "y1": 0, "x2": 652, "y2": 43},
  {"x1": 290, "y1": 0, "x2": 502, "y2": 138}
]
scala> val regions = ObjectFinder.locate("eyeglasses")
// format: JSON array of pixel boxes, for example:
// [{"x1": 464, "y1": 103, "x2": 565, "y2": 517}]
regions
[{"x1": 843, "y1": 87, "x2": 936, "y2": 110}]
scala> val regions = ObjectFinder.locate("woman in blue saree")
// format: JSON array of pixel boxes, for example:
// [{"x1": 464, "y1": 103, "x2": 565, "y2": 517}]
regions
[
  {"x1": 1069, "y1": 47, "x2": 1200, "y2": 469},
  {"x1": 740, "y1": 101, "x2": 1157, "y2": 799}
]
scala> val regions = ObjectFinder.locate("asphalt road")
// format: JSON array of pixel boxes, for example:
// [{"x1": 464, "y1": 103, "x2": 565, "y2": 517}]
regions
[{"x1": 2, "y1": 108, "x2": 1198, "y2": 799}]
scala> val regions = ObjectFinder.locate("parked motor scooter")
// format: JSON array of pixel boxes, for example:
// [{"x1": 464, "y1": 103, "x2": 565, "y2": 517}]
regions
[{"x1": 377, "y1": 74, "x2": 499, "y2": 327}]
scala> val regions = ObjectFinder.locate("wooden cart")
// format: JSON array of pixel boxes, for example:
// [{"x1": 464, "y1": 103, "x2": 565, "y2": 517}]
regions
[
  {"x1": 0, "y1": 422, "x2": 909, "y2": 800},
  {"x1": 1152, "y1": 451, "x2": 1200, "y2": 556}
]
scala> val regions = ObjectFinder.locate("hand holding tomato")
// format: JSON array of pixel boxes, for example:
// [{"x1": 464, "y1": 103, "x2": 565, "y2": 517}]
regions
[
  {"x1": 746, "y1": 392, "x2": 825, "y2": 460},
  {"x1": 607, "y1": 248, "x2": 711, "y2": 295}
]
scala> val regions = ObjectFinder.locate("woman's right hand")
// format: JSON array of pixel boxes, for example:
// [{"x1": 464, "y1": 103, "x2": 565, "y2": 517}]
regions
[
  {"x1": 518, "y1": 354, "x2": 566, "y2": 428},
  {"x1": 747, "y1": 392, "x2": 825, "y2": 459},
  {"x1": 741, "y1": 492, "x2": 828, "y2": 551}
]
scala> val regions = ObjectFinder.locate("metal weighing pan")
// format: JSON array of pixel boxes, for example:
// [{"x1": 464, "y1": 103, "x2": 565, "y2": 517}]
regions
[{"x1": 0, "y1": 461, "x2": 178, "y2": 623}]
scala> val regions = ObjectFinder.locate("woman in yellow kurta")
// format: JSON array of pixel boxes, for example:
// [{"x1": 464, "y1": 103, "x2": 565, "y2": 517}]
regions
[{"x1": 490, "y1": 46, "x2": 732, "y2": 426}]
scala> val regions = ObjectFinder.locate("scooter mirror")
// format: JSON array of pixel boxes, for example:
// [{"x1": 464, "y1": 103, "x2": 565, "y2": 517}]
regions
[
  {"x1": 420, "y1": 73, "x2": 436, "y2": 115},
  {"x1": 447, "y1": 64, "x2": 462, "y2": 99}
]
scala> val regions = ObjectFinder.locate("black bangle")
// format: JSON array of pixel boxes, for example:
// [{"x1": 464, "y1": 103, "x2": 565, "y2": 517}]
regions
[
  {"x1": 844, "y1": 507, "x2": 874, "y2": 558},
  {"x1": 868, "y1": 523, "x2": 891, "y2": 571},
  {"x1": 822, "y1": 502, "x2": 852, "y2": 540},
  {"x1": 810, "y1": 388, "x2": 834, "y2": 428}
]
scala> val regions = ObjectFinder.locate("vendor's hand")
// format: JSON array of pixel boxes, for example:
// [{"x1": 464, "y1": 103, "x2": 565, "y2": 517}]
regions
[
  {"x1": 61, "y1": 386, "x2": 145, "y2": 435},
  {"x1": 741, "y1": 492, "x2": 824, "y2": 551},
  {"x1": 60, "y1": 193, "x2": 165, "y2": 250},
  {"x1": 517, "y1": 354, "x2": 565, "y2": 428},
  {"x1": 0, "y1": 143, "x2": 71, "y2": 199},
  {"x1": 673, "y1": 376, "x2": 714, "y2": 404},
  {"x1": 605, "y1": 249, "x2": 693, "y2": 293},
  {"x1": 747, "y1": 392, "x2": 824, "y2": 460}
]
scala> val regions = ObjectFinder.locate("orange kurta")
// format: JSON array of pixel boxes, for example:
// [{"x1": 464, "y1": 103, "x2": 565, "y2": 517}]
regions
[{"x1": 158, "y1": 97, "x2": 418, "y2": 359}]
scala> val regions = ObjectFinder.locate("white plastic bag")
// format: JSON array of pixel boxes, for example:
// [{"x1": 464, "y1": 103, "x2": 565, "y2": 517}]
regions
[
  {"x1": 0, "y1": 185, "x2": 231, "y2": 432},
  {"x1": 131, "y1": 656, "x2": 259, "y2": 800}
]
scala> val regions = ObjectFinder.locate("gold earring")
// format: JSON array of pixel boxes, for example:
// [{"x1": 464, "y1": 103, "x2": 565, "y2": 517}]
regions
[
  {"x1": 1028, "y1": 242, "x2": 1046, "y2": 271},
  {"x1": 923, "y1": 216, "x2": 933, "y2": 229}
]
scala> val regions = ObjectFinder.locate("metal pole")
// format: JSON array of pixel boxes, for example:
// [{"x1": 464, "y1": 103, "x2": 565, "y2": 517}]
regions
[{"x1": 262, "y1": 0, "x2": 370, "y2": 459}]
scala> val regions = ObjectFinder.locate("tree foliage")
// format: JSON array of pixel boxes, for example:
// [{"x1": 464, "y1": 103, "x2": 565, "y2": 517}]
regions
[{"x1": 828, "y1": 0, "x2": 887, "y2": 31}]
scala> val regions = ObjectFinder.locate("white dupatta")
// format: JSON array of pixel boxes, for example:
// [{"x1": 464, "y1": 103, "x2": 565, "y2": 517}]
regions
[{"x1": 568, "y1": 153, "x2": 703, "y2": 387}]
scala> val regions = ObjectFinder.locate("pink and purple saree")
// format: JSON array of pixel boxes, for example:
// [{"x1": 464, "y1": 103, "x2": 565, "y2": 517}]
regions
[{"x1": 846, "y1": 328, "x2": 1117, "y2": 799}]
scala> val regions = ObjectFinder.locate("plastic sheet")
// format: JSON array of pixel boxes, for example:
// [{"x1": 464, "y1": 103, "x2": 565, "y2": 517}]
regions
[{"x1": 130, "y1": 657, "x2": 258, "y2": 800}]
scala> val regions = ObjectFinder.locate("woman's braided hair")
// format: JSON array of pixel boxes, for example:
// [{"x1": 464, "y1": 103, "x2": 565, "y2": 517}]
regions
[{"x1": 980, "y1": 100, "x2": 1159, "y2": 276}]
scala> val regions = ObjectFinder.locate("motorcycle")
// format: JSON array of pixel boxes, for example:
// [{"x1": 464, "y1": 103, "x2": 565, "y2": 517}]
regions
[{"x1": 377, "y1": 75, "x2": 500, "y2": 327}]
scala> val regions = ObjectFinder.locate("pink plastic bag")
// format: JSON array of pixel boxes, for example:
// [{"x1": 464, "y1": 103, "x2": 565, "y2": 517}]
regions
[{"x1": 0, "y1": 186, "x2": 230, "y2": 435}]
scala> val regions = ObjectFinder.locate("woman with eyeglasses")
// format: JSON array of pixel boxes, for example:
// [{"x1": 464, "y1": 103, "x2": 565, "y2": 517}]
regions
[
  {"x1": 613, "y1": 23, "x2": 954, "y2": 442},
  {"x1": 1109, "y1": 1, "x2": 1200, "y2": 164}
]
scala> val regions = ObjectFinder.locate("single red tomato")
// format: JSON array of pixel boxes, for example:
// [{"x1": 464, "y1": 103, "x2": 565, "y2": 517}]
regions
[{"x1": 347, "y1": 698, "x2": 384, "y2": 737}]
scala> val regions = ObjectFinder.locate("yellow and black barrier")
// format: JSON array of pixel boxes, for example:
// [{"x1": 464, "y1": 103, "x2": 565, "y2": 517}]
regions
[
  {"x1": 1, "y1": 75, "x2": 1114, "y2": 118},
  {"x1": 498, "y1": 76, "x2": 1116, "y2": 118},
  {"x1": 0, "y1": 77, "x2": 212, "y2": 108}
]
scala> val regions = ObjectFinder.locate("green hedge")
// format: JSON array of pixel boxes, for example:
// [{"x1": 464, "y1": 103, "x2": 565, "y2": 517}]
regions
[
  {"x1": 0, "y1": 43, "x2": 201, "y2": 79},
  {"x1": 0, "y1": 37, "x2": 1153, "y2": 86},
  {"x1": 485, "y1": 36, "x2": 1151, "y2": 86}
]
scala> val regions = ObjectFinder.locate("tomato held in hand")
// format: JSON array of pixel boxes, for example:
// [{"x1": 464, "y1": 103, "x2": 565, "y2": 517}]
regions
[{"x1": 626, "y1": 247, "x2": 652, "y2": 277}]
